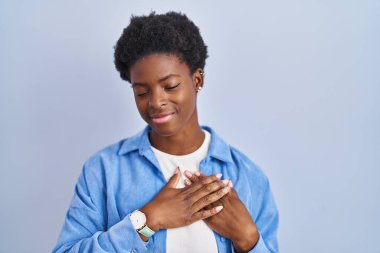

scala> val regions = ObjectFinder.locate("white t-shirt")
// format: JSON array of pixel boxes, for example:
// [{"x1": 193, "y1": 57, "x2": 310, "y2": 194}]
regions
[{"x1": 151, "y1": 130, "x2": 218, "y2": 253}]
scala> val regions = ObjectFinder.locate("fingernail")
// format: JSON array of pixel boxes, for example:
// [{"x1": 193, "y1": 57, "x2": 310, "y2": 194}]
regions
[
  {"x1": 216, "y1": 173, "x2": 222, "y2": 179},
  {"x1": 195, "y1": 171, "x2": 201, "y2": 176},
  {"x1": 215, "y1": 206, "x2": 223, "y2": 212},
  {"x1": 174, "y1": 167, "x2": 179, "y2": 174},
  {"x1": 223, "y1": 186, "x2": 230, "y2": 193},
  {"x1": 222, "y1": 179, "x2": 229, "y2": 185},
  {"x1": 229, "y1": 180, "x2": 233, "y2": 188},
  {"x1": 184, "y1": 179, "x2": 191, "y2": 185},
  {"x1": 184, "y1": 170, "x2": 192, "y2": 178}
]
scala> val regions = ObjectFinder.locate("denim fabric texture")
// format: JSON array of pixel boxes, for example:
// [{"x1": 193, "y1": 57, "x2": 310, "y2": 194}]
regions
[{"x1": 52, "y1": 125, "x2": 279, "y2": 253}]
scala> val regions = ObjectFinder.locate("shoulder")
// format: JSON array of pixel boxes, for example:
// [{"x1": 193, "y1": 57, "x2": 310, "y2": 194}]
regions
[
  {"x1": 81, "y1": 128, "x2": 146, "y2": 176},
  {"x1": 204, "y1": 125, "x2": 269, "y2": 183},
  {"x1": 75, "y1": 139, "x2": 125, "y2": 188},
  {"x1": 229, "y1": 145, "x2": 270, "y2": 186},
  {"x1": 84, "y1": 138, "x2": 125, "y2": 167}
]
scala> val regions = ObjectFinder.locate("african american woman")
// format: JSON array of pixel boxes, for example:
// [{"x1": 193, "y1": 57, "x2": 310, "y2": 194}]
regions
[{"x1": 53, "y1": 12, "x2": 279, "y2": 253}]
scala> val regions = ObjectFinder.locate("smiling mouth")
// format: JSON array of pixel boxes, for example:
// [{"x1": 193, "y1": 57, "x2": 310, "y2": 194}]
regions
[{"x1": 151, "y1": 112, "x2": 175, "y2": 124}]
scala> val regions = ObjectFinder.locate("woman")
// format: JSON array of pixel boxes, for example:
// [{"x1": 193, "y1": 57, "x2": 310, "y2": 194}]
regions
[{"x1": 53, "y1": 12, "x2": 278, "y2": 253}]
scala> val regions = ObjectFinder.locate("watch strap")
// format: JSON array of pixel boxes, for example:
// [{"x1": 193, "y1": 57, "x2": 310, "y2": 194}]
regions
[{"x1": 138, "y1": 225, "x2": 156, "y2": 238}]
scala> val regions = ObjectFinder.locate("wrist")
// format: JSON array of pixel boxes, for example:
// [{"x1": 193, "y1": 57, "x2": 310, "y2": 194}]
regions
[
  {"x1": 140, "y1": 205, "x2": 161, "y2": 232},
  {"x1": 232, "y1": 225, "x2": 259, "y2": 253}
]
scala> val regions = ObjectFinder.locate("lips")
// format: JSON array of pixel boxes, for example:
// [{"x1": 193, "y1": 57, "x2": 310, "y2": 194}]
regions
[{"x1": 150, "y1": 112, "x2": 175, "y2": 124}]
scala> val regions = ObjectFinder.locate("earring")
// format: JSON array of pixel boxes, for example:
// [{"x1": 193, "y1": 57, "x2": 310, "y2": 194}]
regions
[{"x1": 197, "y1": 86, "x2": 203, "y2": 92}]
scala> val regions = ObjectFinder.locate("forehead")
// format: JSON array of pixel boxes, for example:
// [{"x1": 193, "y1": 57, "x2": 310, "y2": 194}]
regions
[{"x1": 129, "y1": 53, "x2": 191, "y2": 83}]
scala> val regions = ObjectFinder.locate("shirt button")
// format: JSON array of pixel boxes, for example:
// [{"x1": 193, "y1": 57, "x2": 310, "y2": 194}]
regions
[
  {"x1": 220, "y1": 237, "x2": 226, "y2": 242},
  {"x1": 131, "y1": 249, "x2": 137, "y2": 253}
]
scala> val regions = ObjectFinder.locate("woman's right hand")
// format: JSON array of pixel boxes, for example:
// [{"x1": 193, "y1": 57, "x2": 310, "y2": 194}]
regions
[{"x1": 140, "y1": 167, "x2": 230, "y2": 232}]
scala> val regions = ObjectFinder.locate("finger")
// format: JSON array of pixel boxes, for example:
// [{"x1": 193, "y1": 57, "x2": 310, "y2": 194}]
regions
[
  {"x1": 188, "y1": 178, "x2": 229, "y2": 192},
  {"x1": 203, "y1": 198, "x2": 221, "y2": 210},
  {"x1": 222, "y1": 179, "x2": 230, "y2": 186},
  {"x1": 194, "y1": 171, "x2": 203, "y2": 177},
  {"x1": 183, "y1": 170, "x2": 201, "y2": 187},
  {"x1": 184, "y1": 170, "x2": 202, "y2": 184},
  {"x1": 185, "y1": 178, "x2": 228, "y2": 189},
  {"x1": 166, "y1": 167, "x2": 181, "y2": 188},
  {"x1": 191, "y1": 185, "x2": 230, "y2": 212},
  {"x1": 191, "y1": 206, "x2": 223, "y2": 221},
  {"x1": 184, "y1": 170, "x2": 228, "y2": 189},
  {"x1": 185, "y1": 170, "x2": 205, "y2": 179},
  {"x1": 184, "y1": 171, "x2": 212, "y2": 187},
  {"x1": 184, "y1": 178, "x2": 192, "y2": 187},
  {"x1": 188, "y1": 180, "x2": 227, "y2": 209},
  {"x1": 183, "y1": 173, "x2": 222, "y2": 195}
]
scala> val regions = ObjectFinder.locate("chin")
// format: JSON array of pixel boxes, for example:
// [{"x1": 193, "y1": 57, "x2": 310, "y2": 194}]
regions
[{"x1": 149, "y1": 122, "x2": 182, "y2": 138}]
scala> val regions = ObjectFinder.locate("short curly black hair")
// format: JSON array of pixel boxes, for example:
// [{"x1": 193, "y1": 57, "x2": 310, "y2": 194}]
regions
[{"x1": 114, "y1": 11, "x2": 208, "y2": 83}]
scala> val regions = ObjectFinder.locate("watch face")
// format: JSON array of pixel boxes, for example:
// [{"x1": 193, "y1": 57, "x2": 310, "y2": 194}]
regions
[{"x1": 130, "y1": 210, "x2": 146, "y2": 230}]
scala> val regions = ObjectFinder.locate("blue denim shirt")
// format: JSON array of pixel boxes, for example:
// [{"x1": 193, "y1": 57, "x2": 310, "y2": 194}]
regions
[{"x1": 53, "y1": 126, "x2": 279, "y2": 253}]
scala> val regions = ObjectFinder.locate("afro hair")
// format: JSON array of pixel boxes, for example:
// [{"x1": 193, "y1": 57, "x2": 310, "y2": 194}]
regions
[{"x1": 114, "y1": 11, "x2": 208, "y2": 83}]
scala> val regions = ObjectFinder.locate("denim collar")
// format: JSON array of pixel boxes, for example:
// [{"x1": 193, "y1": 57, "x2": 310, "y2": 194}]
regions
[{"x1": 118, "y1": 125, "x2": 233, "y2": 164}]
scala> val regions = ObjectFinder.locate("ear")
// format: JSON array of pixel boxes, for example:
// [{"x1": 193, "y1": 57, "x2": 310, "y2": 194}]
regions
[{"x1": 192, "y1": 68, "x2": 204, "y2": 93}]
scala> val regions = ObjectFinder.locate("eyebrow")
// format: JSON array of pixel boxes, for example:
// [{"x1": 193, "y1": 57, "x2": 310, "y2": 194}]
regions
[
  {"x1": 158, "y1": 74, "x2": 181, "y2": 83},
  {"x1": 132, "y1": 73, "x2": 181, "y2": 87}
]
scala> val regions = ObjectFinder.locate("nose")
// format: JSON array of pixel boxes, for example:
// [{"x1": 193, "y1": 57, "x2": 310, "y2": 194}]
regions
[{"x1": 149, "y1": 87, "x2": 167, "y2": 110}]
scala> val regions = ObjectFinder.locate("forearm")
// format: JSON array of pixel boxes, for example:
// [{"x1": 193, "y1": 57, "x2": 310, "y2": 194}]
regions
[{"x1": 53, "y1": 209, "x2": 149, "y2": 253}]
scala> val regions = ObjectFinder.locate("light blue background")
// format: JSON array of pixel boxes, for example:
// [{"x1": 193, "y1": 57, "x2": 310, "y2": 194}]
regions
[{"x1": 1, "y1": 1, "x2": 379, "y2": 252}]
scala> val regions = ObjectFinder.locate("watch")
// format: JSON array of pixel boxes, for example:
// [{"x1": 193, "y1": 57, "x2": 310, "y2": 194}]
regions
[{"x1": 129, "y1": 210, "x2": 156, "y2": 238}]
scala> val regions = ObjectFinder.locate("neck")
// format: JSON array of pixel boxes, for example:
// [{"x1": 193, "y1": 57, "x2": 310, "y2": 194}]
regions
[{"x1": 149, "y1": 124, "x2": 205, "y2": 156}]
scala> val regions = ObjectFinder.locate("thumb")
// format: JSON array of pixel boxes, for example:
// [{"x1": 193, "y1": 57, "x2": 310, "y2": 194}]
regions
[{"x1": 166, "y1": 167, "x2": 181, "y2": 188}]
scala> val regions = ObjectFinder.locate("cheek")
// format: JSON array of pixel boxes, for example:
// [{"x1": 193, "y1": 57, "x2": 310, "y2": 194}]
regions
[
  {"x1": 135, "y1": 99, "x2": 148, "y2": 118},
  {"x1": 183, "y1": 90, "x2": 197, "y2": 108},
  {"x1": 177, "y1": 93, "x2": 196, "y2": 117}
]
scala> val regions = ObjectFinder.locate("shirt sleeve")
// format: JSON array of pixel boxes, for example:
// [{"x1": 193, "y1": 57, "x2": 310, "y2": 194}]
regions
[
  {"x1": 52, "y1": 163, "x2": 149, "y2": 253},
  {"x1": 231, "y1": 176, "x2": 279, "y2": 253}
]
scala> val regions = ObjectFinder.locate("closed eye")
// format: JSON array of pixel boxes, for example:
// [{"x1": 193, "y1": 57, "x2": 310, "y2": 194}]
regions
[
  {"x1": 136, "y1": 92, "x2": 148, "y2": 97},
  {"x1": 165, "y1": 83, "x2": 181, "y2": 90}
]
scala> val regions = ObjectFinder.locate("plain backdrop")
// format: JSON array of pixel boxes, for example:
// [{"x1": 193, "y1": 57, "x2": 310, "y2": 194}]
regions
[{"x1": 0, "y1": 1, "x2": 379, "y2": 252}]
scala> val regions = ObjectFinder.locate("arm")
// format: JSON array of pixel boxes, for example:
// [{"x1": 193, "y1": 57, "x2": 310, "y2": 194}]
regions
[
  {"x1": 53, "y1": 166, "x2": 230, "y2": 253},
  {"x1": 52, "y1": 166, "x2": 148, "y2": 253},
  {"x1": 233, "y1": 178, "x2": 279, "y2": 253},
  {"x1": 185, "y1": 171, "x2": 279, "y2": 253}
]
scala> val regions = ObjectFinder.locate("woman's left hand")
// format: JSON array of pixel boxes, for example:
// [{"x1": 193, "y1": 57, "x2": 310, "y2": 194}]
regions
[{"x1": 184, "y1": 171, "x2": 260, "y2": 253}]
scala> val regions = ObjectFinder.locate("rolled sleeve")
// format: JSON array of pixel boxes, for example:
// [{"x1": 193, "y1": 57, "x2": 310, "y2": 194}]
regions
[
  {"x1": 248, "y1": 234, "x2": 267, "y2": 253},
  {"x1": 52, "y1": 164, "x2": 149, "y2": 253}
]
